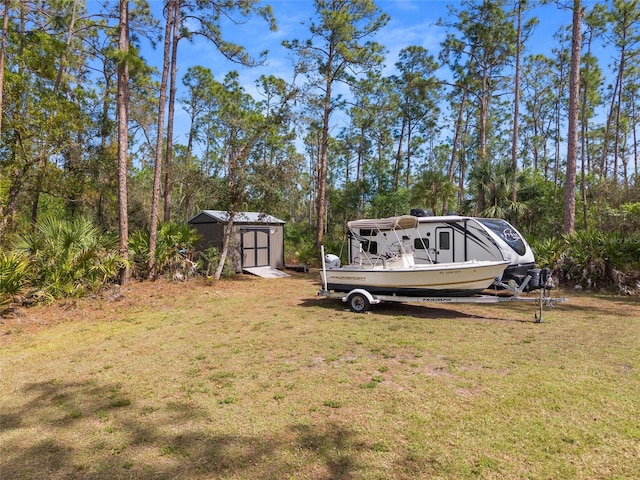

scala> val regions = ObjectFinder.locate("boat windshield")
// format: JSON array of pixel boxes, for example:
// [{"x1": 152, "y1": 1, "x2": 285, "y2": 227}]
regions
[{"x1": 477, "y1": 219, "x2": 527, "y2": 255}]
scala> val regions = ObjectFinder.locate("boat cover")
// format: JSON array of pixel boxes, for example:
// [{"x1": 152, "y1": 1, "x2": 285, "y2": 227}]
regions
[{"x1": 347, "y1": 215, "x2": 418, "y2": 231}]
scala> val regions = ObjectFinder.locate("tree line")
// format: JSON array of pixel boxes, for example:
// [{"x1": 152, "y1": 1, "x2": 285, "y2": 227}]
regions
[{"x1": 1, "y1": 0, "x2": 639, "y2": 290}]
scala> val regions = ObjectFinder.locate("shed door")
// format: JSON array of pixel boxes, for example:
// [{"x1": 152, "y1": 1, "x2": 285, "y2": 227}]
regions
[{"x1": 241, "y1": 228, "x2": 270, "y2": 268}]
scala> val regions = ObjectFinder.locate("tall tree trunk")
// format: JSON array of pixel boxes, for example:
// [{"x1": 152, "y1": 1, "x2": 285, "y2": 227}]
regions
[
  {"x1": 443, "y1": 89, "x2": 467, "y2": 215},
  {"x1": 633, "y1": 104, "x2": 638, "y2": 178},
  {"x1": 29, "y1": 0, "x2": 80, "y2": 229},
  {"x1": 163, "y1": 0, "x2": 180, "y2": 222},
  {"x1": 580, "y1": 83, "x2": 588, "y2": 229},
  {"x1": 148, "y1": 0, "x2": 175, "y2": 278},
  {"x1": 0, "y1": 0, "x2": 10, "y2": 137},
  {"x1": 214, "y1": 219, "x2": 234, "y2": 281},
  {"x1": 613, "y1": 46, "x2": 626, "y2": 182},
  {"x1": 405, "y1": 119, "x2": 412, "y2": 188},
  {"x1": 117, "y1": 0, "x2": 130, "y2": 284},
  {"x1": 394, "y1": 117, "x2": 406, "y2": 190},
  {"x1": 580, "y1": 34, "x2": 594, "y2": 230},
  {"x1": 510, "y1": 0, "x2": 523, "y2": 205},
  {"x1": 600, "y1": 66, "x2": 621, "y2": 179},
  {"x1": 563, "y1": 0, "x2": 582, "y2": 235},
  {"x1": 316, "y1": 72, "x2": 332, "y2": 254},
  {"x1": 53, "y1": 0, "x2": 78, "y2": 93}
]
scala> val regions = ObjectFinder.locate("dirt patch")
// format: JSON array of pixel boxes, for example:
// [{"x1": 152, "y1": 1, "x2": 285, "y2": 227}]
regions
[
  {"x1": 0, "y1": 277, "x2": 215, "y2": 345},
  {"x1": 0, "y1": 273, "x2": 316, "y2": 346}
]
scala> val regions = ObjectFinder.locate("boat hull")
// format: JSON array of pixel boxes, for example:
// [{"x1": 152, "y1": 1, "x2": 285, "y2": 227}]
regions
[{"x1": 321, "y1": 260, "x2": 509, "y2": 297}]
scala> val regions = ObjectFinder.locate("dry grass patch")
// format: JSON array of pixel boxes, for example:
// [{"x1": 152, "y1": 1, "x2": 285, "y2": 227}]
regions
[{"x1": 1, "y1": 274, "x2": 639, "y2": 479}]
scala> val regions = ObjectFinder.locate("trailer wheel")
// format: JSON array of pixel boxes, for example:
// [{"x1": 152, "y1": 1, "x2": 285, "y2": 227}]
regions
[{"x1": 347, "y1": 292, "x2": 370, "y2": 313}]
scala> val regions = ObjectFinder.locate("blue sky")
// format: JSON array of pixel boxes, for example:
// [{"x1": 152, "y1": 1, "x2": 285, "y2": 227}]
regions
[
  {"x1": 129, "y1": 0, "x2": 602, "y2": 145},
  {"x1": 162, "y1": 0, "x2": 580, "y2": 83}
]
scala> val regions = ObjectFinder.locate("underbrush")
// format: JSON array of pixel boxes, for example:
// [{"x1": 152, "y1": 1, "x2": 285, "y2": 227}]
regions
[
  {"x1": 531, "y1": 230, "x2": 640, "y2": 294},
  {"x1": 0, "y1": 218, "x2": 231, "y2": 306}
]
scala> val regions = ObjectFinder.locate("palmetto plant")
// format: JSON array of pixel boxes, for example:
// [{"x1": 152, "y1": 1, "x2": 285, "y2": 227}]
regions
[
  {"x1": 529, "y1": 236, "x2": 566, "y2": 273},
  {"x1": 562, "y1": 230, "x2": 609, "y2": 286},
  {"x1": 531, "y1": 229, "x2": 640, "y2": 293},
  {"x1": 156, "y1": 222, "x2": 201, "y2": 278},
  {"x1": 14, "y1": 216, "x2": 126, "y2": 299},
  {"x1": 0, "y1": 252, "x2": 31, "y2": 305},
  {"x1": 129, "y1": 222, "x2": 201, "y2": 279}
]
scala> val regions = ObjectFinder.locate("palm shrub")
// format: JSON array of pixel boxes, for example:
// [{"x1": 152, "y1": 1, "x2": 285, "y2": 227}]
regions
[
  {"x1": 550, "y1": 230, "x2": 639, "y2": 292},
  {"x1": 128, "y1": 230, "x2": 150, "y2": 278},
  {"x1": 561, "y1": 230, "x2": 609, "y2": 288},
  {"x1": 0, "y1": 252, "x2": 30, "y2": 306},
  {"x1": 529, "y1": 236, "x2": 566, "y2": 274},
  {"x1": 129, "y1": 222, "x2": 201, "y2": 279},
  {"x1": 531, "y1": 230, "x2": 640, "y2": 293},
  {"x1": 156, "y1": 221, "x2": 201, "y2": 278},
  {"x1": 14, "y1": 216, "x2": 126, "y2": 300}
]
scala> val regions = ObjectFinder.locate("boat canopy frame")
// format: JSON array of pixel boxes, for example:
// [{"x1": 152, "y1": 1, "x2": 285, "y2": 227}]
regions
[
  {"x1": 347, "y1": 215, "x2": 419, "y2": 231},
  {"x1": 346, "y1": 215, "x2": 425, "y2": 268}
]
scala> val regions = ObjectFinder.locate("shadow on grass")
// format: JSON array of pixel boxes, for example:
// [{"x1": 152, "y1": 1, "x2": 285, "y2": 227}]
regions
[
  {"x1": 299, "y1": 296, "x2": 539, "y2": 323},
  {"x1": 1, "y1": 380, "x2": 367, "y2": 479}
]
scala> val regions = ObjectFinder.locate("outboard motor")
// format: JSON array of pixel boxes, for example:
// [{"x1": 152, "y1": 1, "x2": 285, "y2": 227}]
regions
[
  {"x1": 527, "y1": 268, "x2": 542, "y2": 291},
  {"x1": 324, "y1": 254, "x2": 341, "y2": 269},
  {"x1": 525, "y1": 267, "x2": 551, "y2": 291}
]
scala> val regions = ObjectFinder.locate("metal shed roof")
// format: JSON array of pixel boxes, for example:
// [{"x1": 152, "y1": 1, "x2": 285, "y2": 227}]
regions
[{"x1": 188, "y1": 210, "x2": 285, "y2": 225}]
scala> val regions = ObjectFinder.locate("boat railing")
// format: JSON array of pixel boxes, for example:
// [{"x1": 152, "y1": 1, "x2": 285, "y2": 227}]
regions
[{"x1": 352, "y1": 254, "x2": 387, "y2": 268}]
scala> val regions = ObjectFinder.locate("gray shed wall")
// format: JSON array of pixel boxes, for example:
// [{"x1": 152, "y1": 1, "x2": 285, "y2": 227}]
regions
[{"x1": 189, "y1": 215, "x2": 284, "y2": 272}]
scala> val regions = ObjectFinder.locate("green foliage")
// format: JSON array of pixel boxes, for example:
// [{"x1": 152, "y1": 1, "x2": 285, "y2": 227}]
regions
[
  {"x1": 128, "y1": 230, "x2": 150, "y2": 278},
  {"x1": 593, "y1": 201, "x2": 640, "y2": 233},
  {"x1": 13, "y1": 216, "x2": 126, "y2": 300},
  {"x1": 410, "y1": 169, "x2": 455, "y2": 216},
  {"x1": 195, "y1": 247, "x2": 234, "y2": 278},
  {"x1": 532, "y1": 230, "x2": 640, "y2": 293},
  {"x1": 561, "y1": 230, "x2": 610, "y2": 286},
  {"x1": 0, "y1": 252, "x2": 31, "y2": 305},
  {"x1": 366, "y1": 188, "x2": 411, "y2": 218},
  {"x1": 284, "y1": 222, "x2": 319, "y2": 266},
  {"x1": 516, "y1": 169, "x2": 564, "y2": 236},
  {"x1": 129, "y1": 222, "x2": 201, "y2": 279},
  {"x1": 529, "y1": 236, "x2": 565, "y2": 272},
  {"x1": 156, "y1": 222, "x2": 201, "y2": 278}
]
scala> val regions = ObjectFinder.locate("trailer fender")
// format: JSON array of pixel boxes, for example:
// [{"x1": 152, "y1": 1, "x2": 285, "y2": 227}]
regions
[{"x1": 342, "y1": 289, "x2": 379, "y2": 313}]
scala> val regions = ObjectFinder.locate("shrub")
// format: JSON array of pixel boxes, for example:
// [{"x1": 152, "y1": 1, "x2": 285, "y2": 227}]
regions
[
  {"x1": 561, "y1": 230, "x2": 609, "y2": 287},
  {"x1": 129, "y1": 222, "x2": 202, "y2": 279},
  {"x1": 530, "y1": 236, "x2": 566, "y2": 275},
  {"x1": 13, "y1": 216, "x2": 126, "y2": 300},
  {"x1": 194, "y1": 246, "x2": 234, "y2": 278},
  {"x1": 284, "y1": 222, "x2": 318, "y2": 266},
  {"x1": 531, "y1": 229, "x2": 640, "y2": 294},
  {"x1": 0, "y1": 252, "x2": 30, "y2": 305}
]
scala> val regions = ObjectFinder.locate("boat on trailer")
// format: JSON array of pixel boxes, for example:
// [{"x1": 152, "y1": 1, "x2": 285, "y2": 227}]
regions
[
  {"x1": 321, "y1": 215, "x2": 510, "y2": 298},
  {"x1": 320, "y1": 214, "x2": 567, "y2": 320}
]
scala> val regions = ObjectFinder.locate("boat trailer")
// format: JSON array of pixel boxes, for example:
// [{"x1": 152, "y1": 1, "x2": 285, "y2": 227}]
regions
[{"x1": 319, "y1": 275, "x2": 567, "y2": 323}]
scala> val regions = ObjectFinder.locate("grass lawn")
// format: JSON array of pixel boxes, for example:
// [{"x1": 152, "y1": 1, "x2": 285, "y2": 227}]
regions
[{"x1": 1, "y1": 272, "x2": 639, "y2": 479}]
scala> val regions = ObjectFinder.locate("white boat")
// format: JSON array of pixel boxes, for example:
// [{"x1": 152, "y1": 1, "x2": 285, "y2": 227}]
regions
[{"x1": 321, "y1": 215, "x2": 510, "y2": 297}]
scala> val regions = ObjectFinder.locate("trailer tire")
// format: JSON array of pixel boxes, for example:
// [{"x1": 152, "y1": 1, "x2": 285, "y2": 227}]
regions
[{"x1": 347, "y1": 292, "x2": 370, "y2": 313}]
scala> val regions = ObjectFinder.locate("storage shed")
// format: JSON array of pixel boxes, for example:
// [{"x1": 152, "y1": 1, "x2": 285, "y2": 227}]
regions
[{"x1": 188, "y1": 210, "x2": 286, "y2": 273}]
